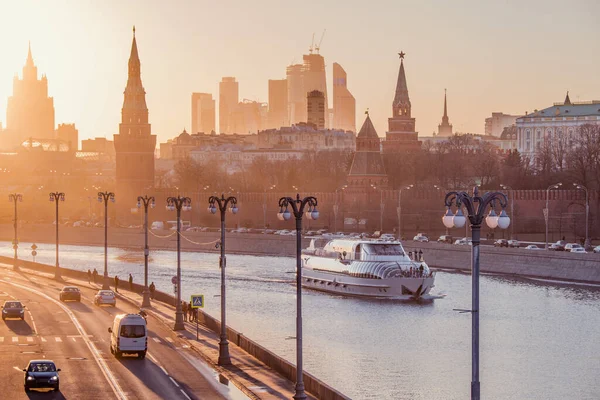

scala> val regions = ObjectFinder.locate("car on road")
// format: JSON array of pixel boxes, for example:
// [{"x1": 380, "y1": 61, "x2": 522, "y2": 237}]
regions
[
  {"x1": 549, "y1": 242, "x2": 566, "y2": 251},
  {"x1": 525, "y1": 244, "x2": 543, "y2": 250},
  {"x1": 437, "y1": 235, "x2": 453, "y2": 244},
  {"x1": 454, "y1": 237, "x2": 472, "y2": 246},
  {"x1": 570, "y1": 247, "x2": 587, "y2": 254},
  {"x1": 594, "y1": 245, "x2": 600, "y2": 254},
  {"x1": 380, "y1": 234, "x2": 396, "y2": 241},
  {"x1": 413, "y1": 234, "x2": 429, "y2": 242},
  {"x1": 2, "y1": 300, "x2": 25, "y2": 320},
  {"x1": 23, "y1": 360, "x2": 60, "y2": 392},
  {"x1": 494, "y1": 239, "x2": 509, "y2": 247},
  {"x1": 94, "y1": 290, "x2": 116, "y2": 306},
  {"x1": 507, "y1": 240, "x2": 520, "y2": 248},
  {"x1": 109, "y1": 313, "x2": 147, "y2": 359},
  {"x1": 564, "y1": 243, "x2": 583, "y2": 252},
  {"x1": 59, "y1": 286, "x2": 81, "y2": 302}
]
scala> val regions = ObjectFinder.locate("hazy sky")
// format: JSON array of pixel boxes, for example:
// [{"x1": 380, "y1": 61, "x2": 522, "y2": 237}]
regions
[{"x1": 0, "y1": 0, "x2": 599, "y2": 146}]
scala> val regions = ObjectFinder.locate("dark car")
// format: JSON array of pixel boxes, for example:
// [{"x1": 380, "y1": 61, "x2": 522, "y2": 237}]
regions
[
  {"x1": 437, "y1": 235, "x2": 453, "y2": 244},
  {"x1": 494, "y1": 239, "x2": 509, "y2": 248},
  {"x1": 23, "y1": 360, "x2": 60, "y2": 392},
  {"x1": 2, "y1": 300, "x2": 25, "y2": 320},
  {"x1": 59, "y1": 286, "x2": 81, "y2": 302}
]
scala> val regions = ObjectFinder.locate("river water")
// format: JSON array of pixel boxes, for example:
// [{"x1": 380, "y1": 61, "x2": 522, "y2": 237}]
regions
[{"x1": 3, "y1": 241, "x2": 600, "y2": 400}]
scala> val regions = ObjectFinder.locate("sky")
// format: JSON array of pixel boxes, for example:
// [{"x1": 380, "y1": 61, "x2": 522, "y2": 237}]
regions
[{"x1": 0, "y1": 0, "x2": 599, "y2": 146}]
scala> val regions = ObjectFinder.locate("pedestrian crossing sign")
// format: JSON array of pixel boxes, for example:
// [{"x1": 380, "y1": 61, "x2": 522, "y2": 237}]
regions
[{"x1": 190, "y1": 294, "x2": 204, "y2": 309}]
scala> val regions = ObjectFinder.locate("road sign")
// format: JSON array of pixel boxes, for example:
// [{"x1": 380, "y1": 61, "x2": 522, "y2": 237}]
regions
[
  {"x1": 190, "y1": 294, "x2": 204, "y2": 309},
  {"x1": 171, "y1": 276, "x2": 177, "y2": 285}
]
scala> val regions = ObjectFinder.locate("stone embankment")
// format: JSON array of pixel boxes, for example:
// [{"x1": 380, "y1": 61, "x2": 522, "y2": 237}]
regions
[{"x1": 2, "y1": 224, "x2": 599, "y2": 284}]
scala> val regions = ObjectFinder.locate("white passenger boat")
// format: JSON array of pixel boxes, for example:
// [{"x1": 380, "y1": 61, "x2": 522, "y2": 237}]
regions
[{"x1": 301, "y1": 239, "x2": 436, "y2": 300}]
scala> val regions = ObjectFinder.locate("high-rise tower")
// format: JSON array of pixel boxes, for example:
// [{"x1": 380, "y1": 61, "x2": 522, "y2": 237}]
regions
[
  {"x1": 307, "y1": 90, "x2": 325, "y2": 129},
  {"x1": 191, "y1": 93, "x2": 215, "y2": 134},
  {"x1": 219, "y1": 77, "x2": 239, "y2": 133},
  {"x1": 268, "y1": 79, "x2": 288, "y2": 129},
  {"x1": 6, "y1": 43, "x2": 55, "y2": 144},
  {"x1": 114, "y1": 27, "x2": 157, "y2": 207},
  {"x1": 437, "y1": 89, "x2": 453, "y2": 136},
  {"x1": 303, "y1": 53, "x2": 328, "y2": 127},
  {"x1": 286, "y1": 64, "x2": 305, "y2": 125},
  {"x1": 383, "y1": 52, "x2": 420, "y2": 153},
  {"x1": 333, "y1": 63, "x2": 356, "y2": 132}
]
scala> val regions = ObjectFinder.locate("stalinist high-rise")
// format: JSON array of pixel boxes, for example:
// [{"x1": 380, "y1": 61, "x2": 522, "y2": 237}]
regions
[{"x1": 114, "y1": 27, "x2": 156, "y2": 209}]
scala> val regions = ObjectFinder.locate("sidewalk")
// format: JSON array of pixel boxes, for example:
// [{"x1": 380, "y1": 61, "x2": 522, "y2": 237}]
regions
[{"x1": 2, "y1": 265, "x2": 316, "y2": 400}]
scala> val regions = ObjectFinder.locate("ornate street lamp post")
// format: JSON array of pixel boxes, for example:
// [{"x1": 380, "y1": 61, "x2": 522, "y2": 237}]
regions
[
  {"x1": 208, "y1": 194, "x2": 239, "y2": 366},
  {"x1": 8, "y1": 193, "x2": 23, "y2": 270},
  {"x1": 166, "y1": 195, "x2": 192, "y2": 331},
  {"x1": 544, "y1": 183, "x2": 562, "y2": 249},
  {"x1": 137, "y1": 195, "x2": 155, "y2": 308},
  {"x1": 397, "y1": 185, "x2": 413, "y2": 239},
  {"x1": 97, "y1": 191, "x2": 115, "y2": 290},
  {"x1": 442, "y1": 187, "x2": 510, "y2": 400},
  {"x1": 573, "y1": 183, "x2": 590, "y2": 250},
  {"x1": 49, "y1": 192, "x2": 65, "y2": 280},
  {"x1": 277, "y1": 194, "x2": 319, "y2": 400}
]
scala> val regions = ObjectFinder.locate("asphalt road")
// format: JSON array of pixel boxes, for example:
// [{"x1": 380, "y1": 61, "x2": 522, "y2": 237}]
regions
[{"x1": 0, "y1": 269, "x2": 227, "y2": 400}]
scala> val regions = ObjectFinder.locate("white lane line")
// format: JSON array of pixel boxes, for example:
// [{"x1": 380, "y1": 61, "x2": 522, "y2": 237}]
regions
[
  {"x1": 55, "y1": 337, "x2": 62, "y2": 342},
  {"x1": 165, "y1": 337, "x2": 174, "y2": 343},
  {"x1": 146, "y1": 353, "x2": 159, "y2": 363},
  {"x1": 12, "y1": 337, "x2": 18, "y2": 342},
  {"x1": 152, "y1": 337, "x2": 161, "y2": 343},
  {"x1": 0, "y1": 337, "x2": 3, "y2": 342},
  {"x1": 160, "y1": 366, "x2": 169, "y2": 375},
  {"x1": 27, "y1": 337, "x2": 33, "y2": 342},
  {"x1": 0, "y1": 279, "x2": 127, "y2": 400},
  {"x1": 180, "y1": 389, "x2": 192, "y2": 400},
  {"x1": 169, "y1": 376, "x2": 180, "y2": 387},
  {"x1": 72, "y1": 337, "x2": 77, "y2": 342},
  {"x1": 41, "y1": 337, "x2": 46, "y2": 342},
  {"x1": 30, "y1": 319, "x2": 38, "y2": 334}
]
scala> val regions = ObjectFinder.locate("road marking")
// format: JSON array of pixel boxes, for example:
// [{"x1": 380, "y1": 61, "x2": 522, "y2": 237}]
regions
[
  {"x1": 27, "y1": 337, "x2": 33, "y2": 342},
  {"x1": 55, "y1": 337, "x2": 62, "y2": 342},
  {"x1": 146, "y1": 353, "x2": 158, "y2": 363},
  {"x1": 0, "y1": 279, "x2": 127, "y2": 400},
  {"x1": 180, "y1": 389, "x2": 192, "y2": 400},
  {"x1": 152, "y1": 337, "x2": 161, "y2": 343},
  {"x1": 0, "y1": 337, "x2": 3, "y2": 342},
  {"x1": 30, "y1": 318, "x2": 38, "y2": 334},
  {"x1": 169, "y1": 376, "x2": 180, "y2": 387},
  {"x1": 67, "y1": 335, "x2": 81, "y2": 338},
  {"x1": 41, "y1": 337, "x2": 46, "y2": 342},
  {"x1": 165, "y1": 337, "x2": 174, "y2": 343},
  {"x1": 160, "y1": 366, "x2": 169, "y2": 375},
  {"x1": 12, "y1": 337, "x2": 18, "y2": 342},
  {"x1": 72, "y1": 337, "x2": 77, "y2": 342}
]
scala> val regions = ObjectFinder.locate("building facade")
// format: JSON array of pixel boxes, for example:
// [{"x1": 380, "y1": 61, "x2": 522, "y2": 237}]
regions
[
  {"x1": 333, "y1": 62, "x2": 356, "y2": 132},
  {"x1": 191, "y1": 93, "x2": 215, "y2": 134},
  {"x1": 516, "y1": 93, "x2": 600, "y2": 159},
  {"x1": 485, "y1": 112, "x2": 522, "y2": 137},
  {"x1": 383, "y1": 53, "x2": 421, "y2": 153},
  {"x1": 219, "y1": 77, "x2": 239, "y2": 133},
  {"x1": 113, "y1": 28, "x2": 157, "y2": 206},
  {"x1": 307, "y1": 90, "x2": 326, "y2": 129},
  {"x1": 56, "y1": 123, "x2": 78, "y2": 151},
  {"x1": 257, "y1": 123, "x2": 355, "y2": 152},
  {"x1": 267, "y1": 79, "x2": 288, "y2": 129},
  {"x1": 347, "y1": 114, "x2": 387, "y2": 189},
  {"x1": 286, "y1": 64, "x2": 305, "y2": 125}
]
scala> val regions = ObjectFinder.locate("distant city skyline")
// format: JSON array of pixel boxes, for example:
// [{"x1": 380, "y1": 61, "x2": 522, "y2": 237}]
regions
[{"x1": 0, "y1": 0, "x2": 598, "y2": 146}]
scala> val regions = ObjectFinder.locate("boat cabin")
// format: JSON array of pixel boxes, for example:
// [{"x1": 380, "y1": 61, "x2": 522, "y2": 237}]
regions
[{"x1": 322, "y1": 240, "x2": 407, "y2": 262}]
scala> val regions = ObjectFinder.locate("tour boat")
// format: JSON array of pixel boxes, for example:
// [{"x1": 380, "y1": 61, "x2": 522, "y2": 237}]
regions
[{"x1": 301, "y1": 238, "x2": 437, "y2": 300}]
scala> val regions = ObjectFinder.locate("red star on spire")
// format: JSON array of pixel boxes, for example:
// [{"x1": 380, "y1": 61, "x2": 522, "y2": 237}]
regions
[{"x1": 398, "y1": 51, "x2": 406, "y2": 59}]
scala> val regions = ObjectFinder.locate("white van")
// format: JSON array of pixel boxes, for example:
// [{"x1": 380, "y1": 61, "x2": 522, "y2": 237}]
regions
[
  {"x1": 151, "y1": 221, "x2": 164, "y2": 230},
  {"x1": 108, "y1": 314, "x2": 147, "y2": 359}
]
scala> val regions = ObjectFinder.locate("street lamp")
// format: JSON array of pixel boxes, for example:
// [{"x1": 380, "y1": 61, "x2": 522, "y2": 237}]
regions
[
  {"x1": 137, "y1": 195, "x2": 155, "y2": 308},
  {"x1": 8, "y1": 193, "x2": 23, "y2": 270},
  {"x1": 544, "y1": 183, "x2": 562, "y2": 249},
  {"x1": 97, "y1": 191, "x2": 115, "y2": 290},
  {"x1": 277, "y1": 194, "x2": 318, "y2": 400},
  {"x1": 263, "y1": 185, "x2": 276, "y2": 229},
  {"x1": 166, "y1": 195, "x2": 192, "y2": 331},
  {"x1": 397, "y1": 185, "x2": 413, "y2": 239},
  {"x1": 573, "y1": 183, "x2": 590, "y2": 250},
  {"x1": 49, "y1": 192, "x2": 65, "y2": 280},
  {"x1": 334, "y1": 185, "x2": 347, "y2": 233},
  {"x1": 208, "y1": 194, "x2": 239, "y2": 366},
  {"x1": 500, "y1": 185, "x2": 515, "y2": 239},
  {"x1": 442, "y1": 187, "x2": 509, "y2": 400}
]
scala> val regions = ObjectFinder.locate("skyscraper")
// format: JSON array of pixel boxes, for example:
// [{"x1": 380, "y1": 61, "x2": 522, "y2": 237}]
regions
[
  {"x1": 383, "y1": 52, "x2": 420, "y2": 153},
  {"x1": 302, "y1": 53, "x2": 328, "y2": 127},
  {"x1": 333, "y1": 63, "x2": 356, "y2": 132},
  {"x1": 114, "y1": 27, "x2": 156, "y2": 207},
  {"x1": 191, "y1": 93, "x2": 215, "y2": 134},
  {"x1": 6, "y1": 43, "x2": 55, "y2": 143},
  {"x1": 286, "y1": 64, "x2": 305, "y2": 125},
  {"x1": 307, "y1": 90, "x2": 325, "y2": 129},
  {"x1": 268, "y1": 79, "x2": 288, "y2": 129},
  {"x1": 219, "y1": 77, "x2": 238, "y2": 133},
  {"x1": 437, "y1": 89, "x2": 453, "y2": 136}
]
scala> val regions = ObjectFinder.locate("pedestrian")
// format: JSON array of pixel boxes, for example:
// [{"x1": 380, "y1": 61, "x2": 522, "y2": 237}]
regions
[
  {"x1": 114, "y1": 275, "x2": 119, "y2": 292},
  {"x1": 149, "y1": 282, "x2": 156, "y2": 299},
  {"x1": 182, "y1": 301, "x2": 188, "y2": 322},
  {"x1": 128, "y1": 274, "x2": 133, "y2": 291},
  {"x1": 193, "y1": 308, "x2": 198, "y2": 322},
  {"x1": 92, "y1": 268, "x2": 98, "y2": 284},
  {"x1": 188, "y1": 304, "x2": 194, "y2": 321},
  {"x1": 87, "y1": 269, "x2": 92, "y2": 284}
]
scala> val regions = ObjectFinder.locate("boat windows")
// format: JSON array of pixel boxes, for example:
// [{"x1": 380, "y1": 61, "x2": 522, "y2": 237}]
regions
[
  {"x1": 355, "y1": 244, "x2": 361, "y2": 261},
  {"x1": 362, "y1": 243, "x2": 404, "y2": 256}
]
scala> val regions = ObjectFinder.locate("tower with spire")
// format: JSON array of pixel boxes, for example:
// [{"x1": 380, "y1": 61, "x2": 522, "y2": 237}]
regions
[
  {"x1": 347, "y1": 112, "x2": 388, "y2": 188},
  {"x1": 114, "y1": 27, "x2": 157, "y2": 210},
  {"x1": 382, "y1": 52, "x2": 420, "y2": 153},
  {"x1": 436, "y1": 89, "x2": 453, "y2": 136},
  {"x1": 6, "y1": 42, "x2": 55, "y2": 145}
]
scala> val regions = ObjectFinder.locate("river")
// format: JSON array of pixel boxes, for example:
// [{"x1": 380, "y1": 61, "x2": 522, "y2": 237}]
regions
[{"x1": 3, "y1": 241, "x2": 600, "y2": 400}]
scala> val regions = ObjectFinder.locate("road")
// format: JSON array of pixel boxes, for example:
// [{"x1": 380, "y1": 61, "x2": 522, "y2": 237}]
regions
[{"x1": 0, "y1": 269, "x2": 227, "y2": 400}]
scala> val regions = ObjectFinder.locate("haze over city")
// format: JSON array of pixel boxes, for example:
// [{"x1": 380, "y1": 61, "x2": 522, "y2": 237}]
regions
[{"x1": 1, "y1": 0, "x2": 599, "y2": 144}]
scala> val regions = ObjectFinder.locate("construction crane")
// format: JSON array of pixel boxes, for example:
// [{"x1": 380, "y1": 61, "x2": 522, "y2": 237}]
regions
[
  {"x1": 315, "y1": 29, "x2": 326, "y2": 54},
  {"x1": 308, "y1": 32, "x2": 315, "y2": 54}
]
